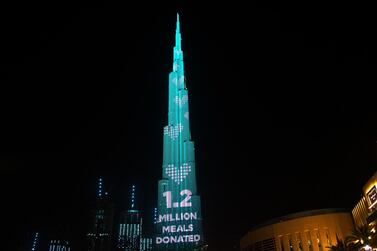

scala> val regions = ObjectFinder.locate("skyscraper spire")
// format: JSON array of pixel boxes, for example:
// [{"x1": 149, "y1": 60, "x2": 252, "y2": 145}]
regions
[
  {"x1": 176, "y1": 13, "x2": 180, "y2": 32},
  {"x1": 175, "y1": 13, "x2": 181, "y2": 52},
  {"x1": 131, "y1": 185, "x2": 136, "y2": 209},
  {"x1": 97, "y1": 177, "x2": 108, "y2": 199},
  {"x1": 31, "y1": 232, "x2": 39, "y2": 251},
  {"x1": 98, "y1": 178, "x2": 103, "y2": 199},
  {"x1": 154, "y1": 207, "x2": 158, "y2": 224}
]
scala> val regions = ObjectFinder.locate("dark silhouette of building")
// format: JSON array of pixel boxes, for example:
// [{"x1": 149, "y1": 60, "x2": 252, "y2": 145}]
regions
[
  {"x1": 117, "y1": 185, "x2": 142, "y2": 251},
  {"x1": 87, "y1": 178, "x2": 115, "y2": 251},
  {"x1": 19, "y1": 231, "x2": 40, "y2": 251}
]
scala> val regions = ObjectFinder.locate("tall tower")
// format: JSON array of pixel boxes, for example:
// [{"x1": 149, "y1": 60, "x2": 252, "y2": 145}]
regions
[
  {"x1": 155, "y1": 14, "x2": 204, "y2": 251},
  {"x1": 87, "y1": 178, "x2": 115, "y2": 251},
  {"x1": 117, "y1": 185, "x2": 142, "y2": 251}
]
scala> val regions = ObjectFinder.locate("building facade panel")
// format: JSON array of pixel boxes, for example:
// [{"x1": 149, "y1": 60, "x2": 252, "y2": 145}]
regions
[
  {"x1": 352, "y1": 197, "x2": 369, "y2": 228},
  {"x1": 351, "y1": 171, "x2": 377, "y2": 229}
]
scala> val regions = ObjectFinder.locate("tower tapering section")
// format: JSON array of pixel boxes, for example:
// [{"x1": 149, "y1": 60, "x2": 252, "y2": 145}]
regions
[{"x1": 155, "y1": 14, "x2": 204, "y2": 251}]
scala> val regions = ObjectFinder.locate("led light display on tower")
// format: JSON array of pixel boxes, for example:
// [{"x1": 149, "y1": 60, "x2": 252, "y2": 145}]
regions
[{"x1": 155, "y1": 14, "x2": 203, "y2": 250}]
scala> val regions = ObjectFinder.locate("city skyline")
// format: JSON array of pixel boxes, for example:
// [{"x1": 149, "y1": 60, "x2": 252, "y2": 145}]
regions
[{"x1": 2, "y1": 3, "x2": 377, "y2": 251}]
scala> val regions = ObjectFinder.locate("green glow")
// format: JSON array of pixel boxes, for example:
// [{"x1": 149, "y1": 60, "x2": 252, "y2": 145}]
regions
[{"x1": 155, "y1": 13, "x2": 204, "y2": 251}]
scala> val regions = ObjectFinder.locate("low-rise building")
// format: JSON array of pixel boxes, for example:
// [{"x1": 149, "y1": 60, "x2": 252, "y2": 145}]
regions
[{"x1": 240, "y1": 209, "x2": 354, "y2": 251}]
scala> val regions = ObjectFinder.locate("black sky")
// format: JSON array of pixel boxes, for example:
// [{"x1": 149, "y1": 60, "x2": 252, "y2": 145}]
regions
[{"x1": 2, "y1": 2, "x2": 377, "y2": 251}]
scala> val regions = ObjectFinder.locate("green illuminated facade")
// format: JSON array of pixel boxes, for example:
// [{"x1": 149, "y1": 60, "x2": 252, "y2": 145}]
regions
[{"x1": 155, "y1": 14, "x2": 204, "y2": 250}]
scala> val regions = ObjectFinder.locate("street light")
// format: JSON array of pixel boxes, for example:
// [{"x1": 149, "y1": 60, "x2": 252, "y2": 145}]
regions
[{"x1": 361, "y1": 245, "x2": 372, "y2": 251}]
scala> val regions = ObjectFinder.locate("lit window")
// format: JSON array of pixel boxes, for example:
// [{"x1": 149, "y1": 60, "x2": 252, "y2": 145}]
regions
[
  {"x1": 306, "y1": 231, "x2": 313, "y2": 251},
  {"x1": 316, "y1": 231, "x2": 323, "y2": 251},
  {"x1": 297, "y1": 233, "x2": 303, "y2": 251},
  {"x1": 289, "y1": 237, "x2": 294, "y2": 251}
]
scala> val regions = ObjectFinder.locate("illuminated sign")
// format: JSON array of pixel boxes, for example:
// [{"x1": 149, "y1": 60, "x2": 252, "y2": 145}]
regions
[
  {"x1": 155, "y1": 14, "x2": 203, "y2": 250},
  {"x1": 156, "y1": 190, "x2": 201, "y2": 245},
  {"x1": 368, "y1": 185, "x2": 377, "y2": 208}
]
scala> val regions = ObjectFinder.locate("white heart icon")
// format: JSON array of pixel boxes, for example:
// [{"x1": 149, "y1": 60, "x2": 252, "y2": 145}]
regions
[
  {"x1": 165, "y1": 163, "x2": 192, "y2": 184},
  {"x1": 164, "y1": 124, "x2": 183, "y2": 140}
]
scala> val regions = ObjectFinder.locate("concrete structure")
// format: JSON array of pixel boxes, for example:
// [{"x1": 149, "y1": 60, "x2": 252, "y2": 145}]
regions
[
  {"x1": 352, "y1": 171, "x2": 377, "y2": 228},
  {"x1": 240, "y1": 209, "x2": 354, "y2": 251}
]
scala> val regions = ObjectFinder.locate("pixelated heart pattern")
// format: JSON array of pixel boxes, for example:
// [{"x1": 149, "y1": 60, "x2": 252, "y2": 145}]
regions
[
  {"x1": 165, "y1": 163, "x2": 192, "y2": 184},
  {"x1": 164, "y1": 124, "x2": 183, "y2": 140}
]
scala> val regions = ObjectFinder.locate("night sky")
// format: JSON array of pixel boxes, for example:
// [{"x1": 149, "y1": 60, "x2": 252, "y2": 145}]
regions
[{"x1": 2, "y1": 2, "x2": 377, "y2": 251}]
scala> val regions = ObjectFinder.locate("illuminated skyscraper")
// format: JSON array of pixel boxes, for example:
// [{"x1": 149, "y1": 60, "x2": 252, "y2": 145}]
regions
[
  {"x1": 48, "y1": 240, "x2": 71, "y2": 251},
  {"x1": 117, "y1": 185, "x2": 142, "y2": 251},
  {"x1": 155, "y1": 14, "x2": 204, "y2": 251},
  {"x1": 87, "y1": 178, "x2": 115, "y2": 251},
  {"x1": 140, "y1": 237, "x2": 153, "y2": 251}
]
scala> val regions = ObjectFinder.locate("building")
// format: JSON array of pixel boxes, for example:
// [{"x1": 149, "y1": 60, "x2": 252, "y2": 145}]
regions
[
  {"x1": 48, "y1": 240, "x2": 71, "y2": 251},
  {"x1": 117, "y1": 185, "x2": 142, "y2": 251},
  {"x1": 87, "y1": 178, "x2": 115, "y2": 251},
  {"x1": 352, "y1": 171, "x2": 377, "y2": 228},
  {"x1": 140, "y1": 237, "x2": 153, "y2": 251},
  {"x1": 155, "y1": 13, "x2": 204, "y2": 251},
  {"x1": 240, "y1": 209, "x2": 355, "y2": 251},
  {"x1": 118, "y1": 209, "x2": 142, "y2": 251}
]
